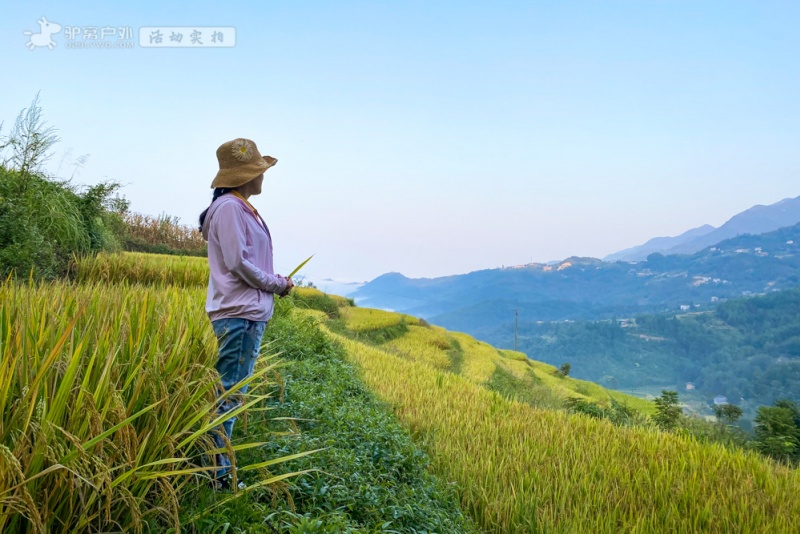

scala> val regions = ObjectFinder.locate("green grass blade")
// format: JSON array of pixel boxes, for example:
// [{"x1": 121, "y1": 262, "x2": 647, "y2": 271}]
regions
[{"x1": 288, "y1": 254, "x2": 314, "y2": 278}]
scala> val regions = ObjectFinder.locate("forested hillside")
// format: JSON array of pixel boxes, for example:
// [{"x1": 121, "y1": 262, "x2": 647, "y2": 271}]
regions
[{"x1": 501, "y1": 286, "x2": 800, "y2": 416}]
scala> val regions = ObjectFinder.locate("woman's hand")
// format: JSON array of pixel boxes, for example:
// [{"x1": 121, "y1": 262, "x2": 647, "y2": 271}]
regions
[{"x1": 278, "y1": 276, "x2": 294, "y2": 298}]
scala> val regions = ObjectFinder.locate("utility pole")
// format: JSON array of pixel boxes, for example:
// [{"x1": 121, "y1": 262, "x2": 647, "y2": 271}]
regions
[{"x1": 514, "y1": 308, "x2": 518, "y2": 352}]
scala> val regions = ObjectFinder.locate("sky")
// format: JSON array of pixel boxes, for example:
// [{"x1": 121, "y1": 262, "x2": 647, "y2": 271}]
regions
[{"x1": 2, "y1": 1, "x2": 799, "y2": 285}]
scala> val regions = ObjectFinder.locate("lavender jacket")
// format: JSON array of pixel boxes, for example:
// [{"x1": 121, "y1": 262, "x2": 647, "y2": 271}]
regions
[{"x1": 201, "y1": 194, "x2": 287, "y2": 322}]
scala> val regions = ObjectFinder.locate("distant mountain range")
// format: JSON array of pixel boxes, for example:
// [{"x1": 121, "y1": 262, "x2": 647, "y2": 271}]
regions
[
  {"x1": 352, "y1": 222, "x2": 800, "y2": 340},
  {"x1": 306, "y1": 277, "x2": 365, "y2": 297},
  {"x1": 348, "y1": 196, "x2": 800, "y2": 414},
  {"x1": 604, "y1": 195, "x2": 800, "y2": 261}
]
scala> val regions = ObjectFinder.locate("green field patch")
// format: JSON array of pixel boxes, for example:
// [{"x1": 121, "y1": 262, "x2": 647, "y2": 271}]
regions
[{"x1": 341, "y1": 306, "x2": 418, "y2": 332}]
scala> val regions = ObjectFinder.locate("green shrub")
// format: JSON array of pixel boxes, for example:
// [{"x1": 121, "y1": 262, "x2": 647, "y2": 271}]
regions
[
  {"x1": 653, "y1": 390, "x2": 682, "y2": 431},
  {"x1": 0, "y1": 168, "x2": 85, "y2": 278},
  {"x1": 0, "y1": 98, "x2": 128, "y2": 279}
]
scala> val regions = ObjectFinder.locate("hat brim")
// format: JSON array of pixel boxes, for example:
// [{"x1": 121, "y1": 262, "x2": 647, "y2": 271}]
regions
[{"x1": 211, "y1": 156, "x2": 277, "y2": 188}]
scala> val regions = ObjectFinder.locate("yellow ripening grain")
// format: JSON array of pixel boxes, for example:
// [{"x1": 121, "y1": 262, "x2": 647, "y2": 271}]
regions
[
  {"x1": 494, "y1": 354, "x2": 532, "y2": 380},
  {"x1": 340, "y1": 306, "x2": 419, "y2": 332},
  {"x1": 0, "y1": 279, "x2": 279, "y2": 533},
  {"x1": 74, "y1": 251, "x2": 209, "y2": 287},
  {"x1": 324, "y1": 294, "x2": 651, "y2": 414},
  {"x1": 528, "y1": 360, "x2": 655, "y2": 414},
  {"x1": 384, "y1": 325, "x2": 453, "y2": 370},
  {"x1": 499, "y1": 348, "x2": 529, "y2": 361},
  {"x1": 326, "y1": 327, "x2": 800, "y2": 534},
  {"x1": 292, "y1": 287, "x2": 352, "y2": 307},
  {"x1": 450, "y1": 332, "x2": 496, "y2": 384},
  {"x1": 292, "y1": 287, "x2": 323, "y2": 299},
  {"x1": 293, "y1": 307, "x2": 329, "y2": 321}
]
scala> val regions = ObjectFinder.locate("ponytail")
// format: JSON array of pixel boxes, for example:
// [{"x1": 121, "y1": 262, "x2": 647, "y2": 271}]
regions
[{"x1": 198, "y1": 187, "x2": 233, "y2": 231}]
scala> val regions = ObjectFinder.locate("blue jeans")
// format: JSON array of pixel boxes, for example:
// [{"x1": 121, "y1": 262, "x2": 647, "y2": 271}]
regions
[{"x1": 210, "y1": 317, "x2": 266, "y2": 478}]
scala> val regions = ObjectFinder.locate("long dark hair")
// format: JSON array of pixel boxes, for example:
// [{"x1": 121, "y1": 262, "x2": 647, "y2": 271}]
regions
[{"x1": 198, "y1": 187, "x2": 233, "y2": 231}]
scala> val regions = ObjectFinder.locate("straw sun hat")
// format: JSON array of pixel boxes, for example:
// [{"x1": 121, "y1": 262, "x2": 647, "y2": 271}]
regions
[{"x1": 210, "y1": 138, "x2": 277, "y2": 188}]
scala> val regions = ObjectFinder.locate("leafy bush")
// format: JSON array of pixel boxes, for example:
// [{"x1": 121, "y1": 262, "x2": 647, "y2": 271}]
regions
[
  {"x1": 0, "y1": 98, "x2": 128, "y2": 279},
  {"x1": 753, "y1": 400, "x2": 800, "y2": 464},
  {"x1": 0, "y1": 168, "x2": 84, "y2": 278},
  {"x1": 564, "y1": 397, "x2": 605, "y2": 419},
  {"x1": 653, "y1": 390, "x2": 682, "y2": 431},
  {"x1": 677, "y1": 413, "x2": 750, "y2": 451}
]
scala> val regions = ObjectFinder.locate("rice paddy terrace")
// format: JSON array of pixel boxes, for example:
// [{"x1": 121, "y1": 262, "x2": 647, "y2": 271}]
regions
[{"x1": 2, "y1": 252, "x2": 799, "y2": 533}]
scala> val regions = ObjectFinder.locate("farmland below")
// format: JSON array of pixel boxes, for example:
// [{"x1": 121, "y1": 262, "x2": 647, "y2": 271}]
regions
[
  {"x1": 351, "y1": 223, "x2": 800, "y2": 415},
  {"x1": 3, "y1": 251, "x2": 800, "y2": 532}
]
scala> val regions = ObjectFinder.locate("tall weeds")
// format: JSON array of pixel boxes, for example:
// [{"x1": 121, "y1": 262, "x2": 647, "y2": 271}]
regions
[{"x1": 122, "y1": 213, "x2": 207, "y2": 255}]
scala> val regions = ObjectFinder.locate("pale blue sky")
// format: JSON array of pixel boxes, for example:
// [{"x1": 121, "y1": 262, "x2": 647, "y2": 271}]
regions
[{"x1": 2, "y1": 1, "x2": 799, "y2": 282}]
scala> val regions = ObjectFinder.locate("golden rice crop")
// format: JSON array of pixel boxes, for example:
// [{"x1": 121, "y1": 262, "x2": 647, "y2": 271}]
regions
[
  {"x1": 0, "y1": 278, "x2": 286, "y2": 532},
  {"x1": 450, "y1": 332, "x2": 497, "y2": 384},
  {"x1": 499, "y1": 348, "x2": 529, "y2": 361},
  {"x1": 293, "y1": 307, "x2": 329, "y2": 321},
  {"x1": 73, "y1": 251, "x2": 209, "y2": 287},
  {"x1": 493, "y1": 353, "x2": 534, "y2": 379},
  {"x1": 383, "y1": 325, "x2": 453, "y2": 370},
  {"x1": 527, "y1": 360, "x2": 654, "y2": 414},
  {"x1": 335, "y1": 303, "x2": 650, "y2": 413},
  {"x1": 326, "y1": 326, "x2": 800, "y2": 533},
  {"x1": 340, "y1": 306, "x2": 418, "y2": 332},
  {"x1": 293, "y1": 287, "x2": 352, "y2": 307}
]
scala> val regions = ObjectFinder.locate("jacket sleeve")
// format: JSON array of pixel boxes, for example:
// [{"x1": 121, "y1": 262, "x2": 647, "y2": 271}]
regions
[{"x1": 214, "y1": 202, "x2": 288, "y2": 293}]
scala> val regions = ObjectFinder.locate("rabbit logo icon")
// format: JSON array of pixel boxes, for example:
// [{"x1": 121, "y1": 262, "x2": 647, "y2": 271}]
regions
[{"x1": 24, "y1": 17, "x2": 62, "y2": 50}]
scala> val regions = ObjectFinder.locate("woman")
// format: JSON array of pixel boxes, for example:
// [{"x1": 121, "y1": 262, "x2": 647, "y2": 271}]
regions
[{"x1": 199, "y1": 137, "x2": 293, "y2": 489}]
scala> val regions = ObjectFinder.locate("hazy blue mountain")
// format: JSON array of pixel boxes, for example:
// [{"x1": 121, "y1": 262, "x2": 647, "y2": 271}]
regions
[
  {"x1": 306, "y1": 277, "x2": 365, "y2": 298},
  {"x1": 665, "y1": 196, "x2": 800, "y2": 255},
  {"x1": 603, "y1": 195, "x2": 800, "y2": 262},
  {"x1": 604, "y1": 225, "x2": 715, "y2": 262},
  {"x1": 351, "y1": 224, "x2": 800, "y2": 337}
]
